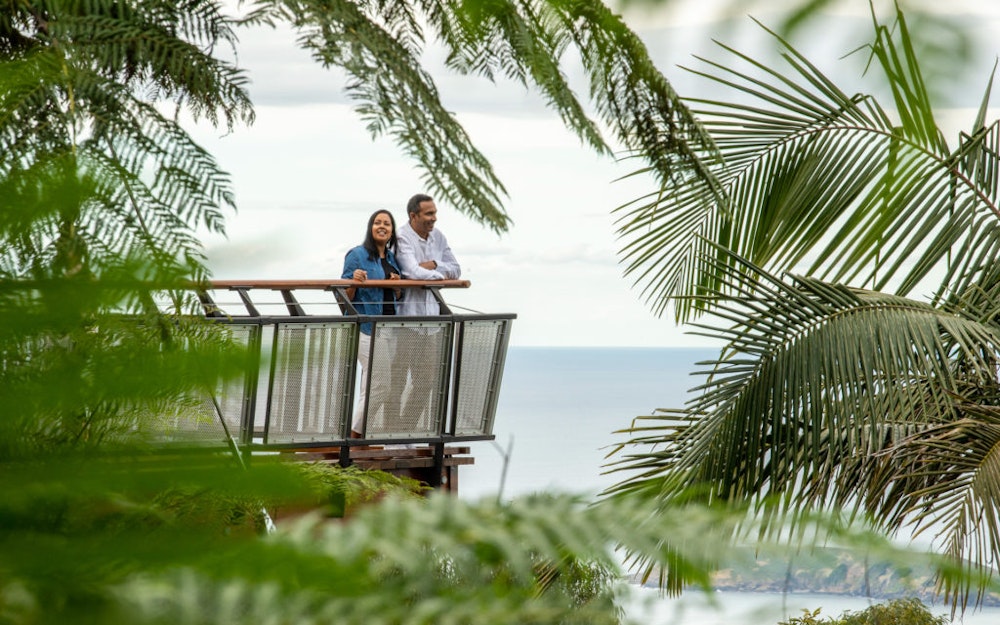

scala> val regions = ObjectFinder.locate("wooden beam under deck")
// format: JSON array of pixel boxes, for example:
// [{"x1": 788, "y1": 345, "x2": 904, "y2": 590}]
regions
[{"x1": 277, "y1": 445, "x2": 474, "y2": 493}]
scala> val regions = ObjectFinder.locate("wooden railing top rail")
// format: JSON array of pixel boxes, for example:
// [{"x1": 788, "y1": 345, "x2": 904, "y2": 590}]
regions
[
  {"x1": 198, "y1": 279, "x2": 474, "y2": 317},
  {"x1": 207, "y1": 279, "x2": 471, "y2": 290}
]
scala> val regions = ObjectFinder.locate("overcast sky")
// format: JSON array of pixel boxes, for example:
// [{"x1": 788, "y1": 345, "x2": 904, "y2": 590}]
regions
[{"x1": 188, "y1": 0, "x2": 1000, "y2": 347}]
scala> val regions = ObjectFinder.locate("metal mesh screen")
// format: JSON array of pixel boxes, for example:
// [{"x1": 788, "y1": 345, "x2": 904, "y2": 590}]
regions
[
  {"x1": 150, "y1": 324, "x2": 257, "y2": 445},
  {"x1": 266, "y1": 322, "x2": 355, "y2": 443},
  {"x1": 365, "y1": 320, "x2": 451, "y2": 438},
  {"x1": 453, "y1": 319, "x2": 509, "y2": 436}
]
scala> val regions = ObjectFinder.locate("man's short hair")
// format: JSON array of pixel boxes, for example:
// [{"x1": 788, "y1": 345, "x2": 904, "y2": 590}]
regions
[{"x1": 407, "y1": 193, "x2": 433, "y2": 216}]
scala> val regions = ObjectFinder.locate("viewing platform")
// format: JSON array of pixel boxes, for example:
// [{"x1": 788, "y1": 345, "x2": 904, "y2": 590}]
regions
[{"x1": 163, "y1": 279, "x2": 515, "y2": 492}]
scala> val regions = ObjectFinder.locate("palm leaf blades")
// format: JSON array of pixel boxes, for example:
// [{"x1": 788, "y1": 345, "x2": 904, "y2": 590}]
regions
[
  {"x1": 609, "y1": 12, "x2": 1000, "y2": 601},
  {"x1": 877, "y1": 407, "x2": 1000, "y2": 611},
  {"x1": 616, "y1": 13, "x2": 1000, "y2": 323},
  {"x1": 608, "y1": 251, "x2": 1000, "y2": 604}
]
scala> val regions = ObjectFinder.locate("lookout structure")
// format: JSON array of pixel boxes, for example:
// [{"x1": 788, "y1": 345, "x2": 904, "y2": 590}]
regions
[{"x1": 164, "y1": 279, "x2": 515, "y2": 493}]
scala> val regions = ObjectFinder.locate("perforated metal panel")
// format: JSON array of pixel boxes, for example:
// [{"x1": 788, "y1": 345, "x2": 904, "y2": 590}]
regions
[
  {"x1": 160, "y1": 282, "x2": 516, "y2": 451},
  {"x1": 152, "y1": 324, "x2": 257, "y2": 445},
  {"x1": 266, "y1": 322, "x2": 356, "y2": 443},
  {"x1": 453, "y1": 319, "x2": 510, "y2": 436},
  {"x1": 364, "y1": 320, "x2": 452, "y2": 438}
]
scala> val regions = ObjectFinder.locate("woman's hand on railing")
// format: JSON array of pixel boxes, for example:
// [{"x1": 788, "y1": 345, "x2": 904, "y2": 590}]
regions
[{"x1": 389, "y1": 272, "x2": 402, "y2": 299}]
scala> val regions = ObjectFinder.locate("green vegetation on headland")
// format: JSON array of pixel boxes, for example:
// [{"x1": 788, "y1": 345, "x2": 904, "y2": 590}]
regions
[{"x1": 691, "y1": 548, "x2": 1000, "y2": 607}]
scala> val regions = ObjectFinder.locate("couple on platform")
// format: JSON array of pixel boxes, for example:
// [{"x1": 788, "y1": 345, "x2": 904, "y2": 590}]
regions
[{"x1": 341, "y1": 193, "x2": 461, "y2": 439}]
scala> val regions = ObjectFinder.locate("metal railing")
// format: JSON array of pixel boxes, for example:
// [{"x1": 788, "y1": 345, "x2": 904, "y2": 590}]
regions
[{"x1": 160, "y1": 280, "x2": 515, "y2": 467}]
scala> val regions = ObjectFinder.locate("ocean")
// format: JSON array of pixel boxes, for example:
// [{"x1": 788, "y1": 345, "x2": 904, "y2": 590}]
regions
[
  {"x1": 459, "y1": 346, "x2": 708, "y2": 500},
  {"x1": 460, "y1": 346, "x2": 1000, "y2": 625}
]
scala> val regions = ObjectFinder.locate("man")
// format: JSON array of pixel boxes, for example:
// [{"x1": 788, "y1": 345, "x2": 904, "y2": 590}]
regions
[
  {"x1": 396, "y1": 193, "x2": 462, "y2": 310},
  {"x1": 394, "y1": 194, "x2": 461, "y2": 431}
]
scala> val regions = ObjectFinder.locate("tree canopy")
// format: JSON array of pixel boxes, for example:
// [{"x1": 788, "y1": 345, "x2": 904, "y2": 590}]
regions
[
  {"x1": 608, "y1": 3, "x2": 1000, "y2": 610},
  {"x1": 0, "y1": 1, "x2": 725, "y2": 623}
]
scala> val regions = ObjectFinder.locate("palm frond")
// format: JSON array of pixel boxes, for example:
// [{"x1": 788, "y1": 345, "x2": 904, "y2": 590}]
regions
[
  {"x1": 608, "y1": 252, "x2": 1000, "y2": 538},
  {"x1": 38, "y1": 0, "x2": 254, "y2": 129},
  {"x1": 866, "y1": 5, "x2": 947, "y2": 152},
  {"x1": 546, "y1": 0, "x2": 719, "y2": 186},
  {"x1": 0, "y1": 50, "x2": 237, "y2": 280},
  {"x1": 873, "y1": 406, "x2": 1000, "y2": 609},
  {"x1": 0, "y1": 2, "x2": 250, "y2": 281},
  {"x1": 616, "y1": 8, "x2": 1000, "y2": 323}
]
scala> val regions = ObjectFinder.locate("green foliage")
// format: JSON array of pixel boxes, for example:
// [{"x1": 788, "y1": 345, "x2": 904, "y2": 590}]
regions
[
  {"x1": 608, "y1": 251, "x2": 1000, "y2": 606},
  {"x1": 779, "y1": 598, "x2": 948, "y2": 625},
  {"x1": 247, "y1": 0, "x2": 715, "y2": 233},
  {"x1": 1, "y1": 462, "x2": 745, "y2": 625},
  {"x1": 282, "y1": 461, "x2": 428, "y2": 517},
  {"x1": 836, "y1": 598, "x2": 948, "y2": 625},
  {"x1": 0, "y1": 1, "x2": 253, "y2": 284},
  {"x1": 781, "y1": 607, "x2": 827, "y2": 625},
  {"x1": 609, "y1": 1, "x2": 1000, "y2": 612},
  {"x1": 107, "y1": 492, "x2": 727, "y2": 625},
  {"x1": 0, "y1": 3, "x2": 734, "y2": 623},
  {"x1": 616, "y1": 4, "x2": 1000, "y2": 322}
]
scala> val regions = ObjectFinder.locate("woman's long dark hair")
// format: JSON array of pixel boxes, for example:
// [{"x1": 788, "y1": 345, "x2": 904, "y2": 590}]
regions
[{"x1": 361, "y1": 209, "x2": 398, "y2": 260}]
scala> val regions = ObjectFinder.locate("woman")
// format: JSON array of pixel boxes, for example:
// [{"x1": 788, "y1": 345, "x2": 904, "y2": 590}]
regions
[{"x1": 341, "y1": 210, "x2": 402, "y2": 438}]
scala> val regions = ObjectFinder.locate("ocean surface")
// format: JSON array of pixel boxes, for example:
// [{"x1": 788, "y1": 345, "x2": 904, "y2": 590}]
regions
[
  {"x1": 459, "y1": 346, "x2": 710, "y2": 500},
  {"x1": 460, "y1": 346, "x2": 1000, "y2": 625}
]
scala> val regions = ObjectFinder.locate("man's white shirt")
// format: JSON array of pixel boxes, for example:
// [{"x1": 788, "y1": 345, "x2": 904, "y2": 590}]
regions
[{"x1": 396, "y1": 221, "x2": 461, "y2": 316}]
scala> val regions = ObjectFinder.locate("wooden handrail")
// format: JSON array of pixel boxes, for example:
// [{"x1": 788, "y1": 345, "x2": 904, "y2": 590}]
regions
[
  {"x1": 207, "y1": 279, "x2": 470, "y2": 290},
  {"x1": 197, "y1": 279, "x2": 473, "y2": 318}
]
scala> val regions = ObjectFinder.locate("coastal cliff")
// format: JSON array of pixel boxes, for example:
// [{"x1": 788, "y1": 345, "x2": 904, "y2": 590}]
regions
[
  {"x1": 713, "y1": 549, "x2": 1000, "y2": 606},
  {"x1": 651, "y1": 548, "x2": 1000, "y2": 607}
]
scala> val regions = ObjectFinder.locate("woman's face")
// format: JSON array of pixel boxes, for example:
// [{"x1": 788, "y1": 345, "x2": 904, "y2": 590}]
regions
[{"x1": 371, "y1": 212, "x2": 394, "y2": 246}]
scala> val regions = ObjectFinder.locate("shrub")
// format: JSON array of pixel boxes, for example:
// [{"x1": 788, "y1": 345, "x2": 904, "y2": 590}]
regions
[{"x1": 779, "y1": 598, "x2": 948, "y2": 625}]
